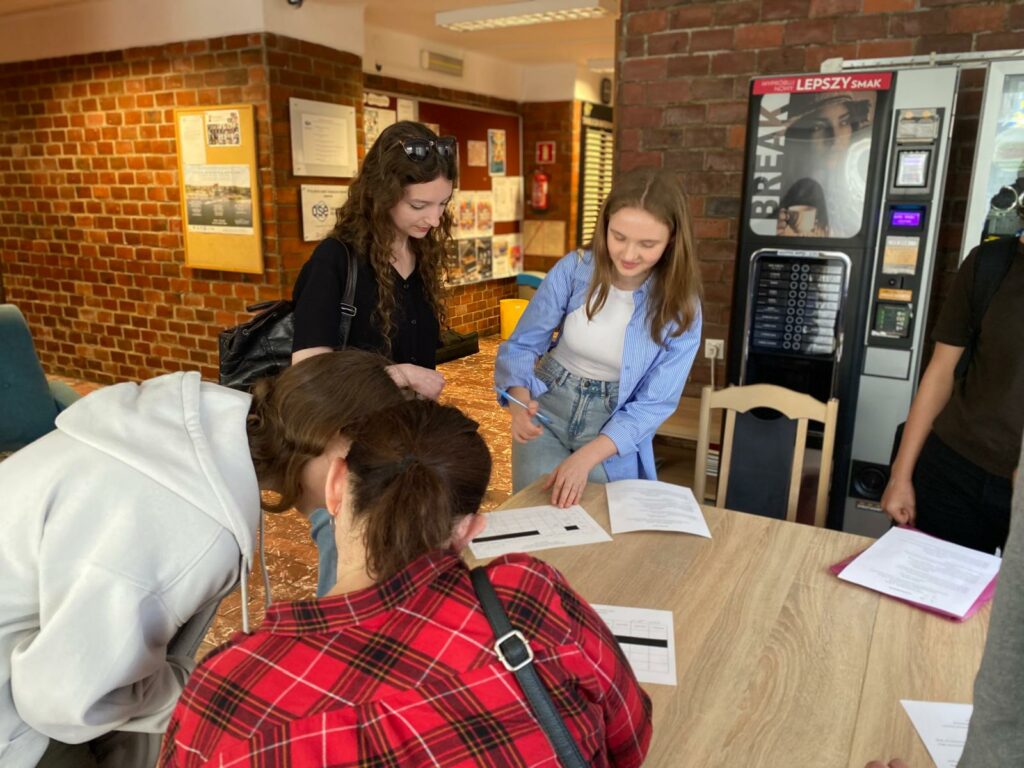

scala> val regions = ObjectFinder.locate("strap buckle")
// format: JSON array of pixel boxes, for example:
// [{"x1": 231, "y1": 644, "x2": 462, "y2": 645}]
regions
[
  {"x1": 494, "y1": 629, "x2": 534, "y2": 672},
  {"x1": 339, "y1": 302, "x2": 357, "y2": 317}
]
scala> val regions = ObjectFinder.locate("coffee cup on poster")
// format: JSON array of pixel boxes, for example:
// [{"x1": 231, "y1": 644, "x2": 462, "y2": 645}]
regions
[{"x1": 788, "y1": 205, "x2": 818, "y2": 234}]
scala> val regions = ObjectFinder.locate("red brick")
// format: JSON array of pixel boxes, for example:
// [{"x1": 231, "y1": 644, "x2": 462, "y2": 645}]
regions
[
  {"x1": 809, "y1": 0, "x2": 861, "y2": 16},
  {"x1": 690, "y1": 28, "x2": 735, "y2": 52},
  {"x1": 648, "y1": 30, "x2": 690, "y2": 56},
  {"x1": 857, "y1": 39, "x2": 913, "y2": 58},
  {"x1": 863, "y1": 0, "x2": 913, "y2": 11},
  {"x1": 763, "y1": 0, "x2": 812, "y2": 20},
  {"x1": 888, "y1": 9, "x2": 945, "y2": 36},
  {"x1": 784, "y1": 18, "x2": 834, "y2": 45},
  {"x1": 712, "y1": 1, "x2": 757, "y2": 26},
  {"x1": 626, "y1": 9, "x2": 667, "y2": 34},
  {"x1": 621, "y1": 56, "x2": 668, "y2": 82},
  {"x1": 666, "y1": 54, "x2": 710, "y2": 77},
  {"x1": 948, "y1": 3, "x2": 1006, "y2": 33},
  {"x1": 735, "y1": 23, "x2": 786, "y2": 50},
  {"x1": 668, "y1": 3, "x2": 715, "y2": 28},
  {"x1": 711, "y1": 52, "x2": 757, "y2": 76}
]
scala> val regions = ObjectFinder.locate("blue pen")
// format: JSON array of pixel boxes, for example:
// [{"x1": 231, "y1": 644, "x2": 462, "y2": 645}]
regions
[{"x1": 494, "y1": 386, "x2": 553, "y2": 425}]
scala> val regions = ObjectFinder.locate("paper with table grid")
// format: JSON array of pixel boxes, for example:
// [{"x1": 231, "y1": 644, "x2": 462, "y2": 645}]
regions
[
  {"x1": 593, "y1": 604, "x2": 677, "y2": 686},
  {"x1": 469, "y1": 504, "x2": 612, "y2": 559}
]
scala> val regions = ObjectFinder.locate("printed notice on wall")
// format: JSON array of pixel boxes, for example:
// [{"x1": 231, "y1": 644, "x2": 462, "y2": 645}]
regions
[
  {"x1": 301, "y1": 185, "x2": 349, "y2": 242},
  {"x1": 178, "y1": 114, "x2": 206, "y2": 165},
  {"x1": 183, "y1": 164, "x2": 253, "y2": 235},
  {"x1": 290, "y1": 98, "x2": 357, "y2": 178},
  {"x1": 492, "y1": 176, "x2": 523, "y2": 222}
]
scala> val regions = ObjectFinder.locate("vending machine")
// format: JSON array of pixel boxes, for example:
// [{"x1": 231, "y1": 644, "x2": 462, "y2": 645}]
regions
[{"x1": 727, "y1": 67, "x2": 960, "y2": 534}]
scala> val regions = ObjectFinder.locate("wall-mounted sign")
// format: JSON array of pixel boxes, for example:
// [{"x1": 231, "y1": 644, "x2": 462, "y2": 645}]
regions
[
  {"x1": 535, "y1": 140, "x2": 556, "y2": 165},
  {"x1": 174, "y1": 104, "x2": 263, "y2": 273}
]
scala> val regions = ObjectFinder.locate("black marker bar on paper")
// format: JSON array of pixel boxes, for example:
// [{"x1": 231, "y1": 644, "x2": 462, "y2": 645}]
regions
[
  {"x1": 614, "y1": 635, "x2": 669, "y2": 649},
  {"x1": 473, "y1": 530, "x2": 541, "y2": 543},
  {"x1": 564, "y1": 525, "x2": 579, "y2": 531}
]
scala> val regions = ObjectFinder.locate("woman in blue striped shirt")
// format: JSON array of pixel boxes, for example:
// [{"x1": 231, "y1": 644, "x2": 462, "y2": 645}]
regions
[{"x1": 495, "y1": 168, "x2": 703, "y2": 507}]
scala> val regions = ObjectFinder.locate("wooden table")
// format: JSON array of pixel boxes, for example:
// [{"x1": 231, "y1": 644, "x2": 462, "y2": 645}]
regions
[{"x1": 466, "y1": 482, "x2": 990, "y2": 767}]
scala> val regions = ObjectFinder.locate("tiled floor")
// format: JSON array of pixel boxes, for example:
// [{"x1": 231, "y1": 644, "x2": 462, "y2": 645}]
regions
[{"x1": 50, "y1": 335, "x2": 697, "y2": 655}]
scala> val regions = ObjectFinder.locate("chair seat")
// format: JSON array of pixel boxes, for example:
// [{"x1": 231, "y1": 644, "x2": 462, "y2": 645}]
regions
[{"x1": 0, "y1": 304, "x2": 80, "y2": 452}]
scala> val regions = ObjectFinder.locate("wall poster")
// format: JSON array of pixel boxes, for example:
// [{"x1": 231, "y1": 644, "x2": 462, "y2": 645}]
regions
[
  {"x1": 289, "y1": 97, "x2": 357, "y2": 178},
  {"x1": 174, "y1": 104, "x2": 263, "y2": 273},
  {"x1": 748, "y1": 73, "x2": 892, "y2": 240},
  {"x1": 488, "y1": 128, "x2": 507, "y2": 176}
]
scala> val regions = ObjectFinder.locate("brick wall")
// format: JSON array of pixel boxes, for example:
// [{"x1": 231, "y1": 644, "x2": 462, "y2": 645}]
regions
[
  {"x1": 0, "y1": 33, "x2": 277, "y2": 384},
  {"x1": 618, "y1": 0, "x2": 1024, "y2": 390},
  {"x1": 521, "y1": 100, "x2": 579, "y2": 272},
  {"x1": 0, "y1": 35, "x2": 525, "y2": 383}
]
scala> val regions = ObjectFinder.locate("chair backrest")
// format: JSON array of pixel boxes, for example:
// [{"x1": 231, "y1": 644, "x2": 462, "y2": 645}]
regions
[
  {"x1": 0, "y1": 304, "x2": 61, "y2": 452},
  {"x1": 693, "y1": 383, "x2": 839, "y2": 527}
]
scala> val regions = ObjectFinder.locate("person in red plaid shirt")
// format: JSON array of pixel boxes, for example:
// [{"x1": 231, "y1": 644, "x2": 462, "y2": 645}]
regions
[{"x1": 160, "y1": 399, "x2": 652, "y2": 767}]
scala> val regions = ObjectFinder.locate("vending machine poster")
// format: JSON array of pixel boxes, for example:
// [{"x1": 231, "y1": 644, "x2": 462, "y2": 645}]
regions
[{"x1": 748, "y1": 73, "x2": 891, "y2": 240}]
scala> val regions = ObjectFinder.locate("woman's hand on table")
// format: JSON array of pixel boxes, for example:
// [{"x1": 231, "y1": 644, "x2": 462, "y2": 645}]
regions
[
  {"x1": 387, "y1": 364, "x2": 445, "y2": 400},
  {"x1": 543, "y1": 436, "x2": 617, "y2": 508},
  {"x1": 544, "y1": 452, "x2": 594, "y2": 508},
  {"x1": 880, "y1": 476, "x2": 916, "y2": 526}
]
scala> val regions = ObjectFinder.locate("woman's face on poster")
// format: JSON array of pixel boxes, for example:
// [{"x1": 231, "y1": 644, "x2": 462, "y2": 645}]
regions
[{"x1": 802, "y1": 100, "x2": 854, "y2": 163}]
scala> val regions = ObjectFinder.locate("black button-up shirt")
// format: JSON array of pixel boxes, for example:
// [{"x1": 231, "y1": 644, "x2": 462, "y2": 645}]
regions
[{"x1": 292, "y1": 238, "x2": 440, "y2": 368}]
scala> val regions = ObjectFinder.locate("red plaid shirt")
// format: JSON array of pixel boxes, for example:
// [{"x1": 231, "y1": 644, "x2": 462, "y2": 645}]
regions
[{"x1": 160, "y1": 550, "x2": 651, "y2": 767}]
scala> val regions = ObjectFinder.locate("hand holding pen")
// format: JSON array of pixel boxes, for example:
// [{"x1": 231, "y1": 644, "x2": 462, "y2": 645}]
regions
[{"x1": 495, "y1": 386, "x2": 551, "y2": 444}]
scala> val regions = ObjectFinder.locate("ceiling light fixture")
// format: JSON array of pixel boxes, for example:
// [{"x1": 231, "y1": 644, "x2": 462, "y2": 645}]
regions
[{"x1": 436, "y1": 0, "x2": 616, "y2": 32}]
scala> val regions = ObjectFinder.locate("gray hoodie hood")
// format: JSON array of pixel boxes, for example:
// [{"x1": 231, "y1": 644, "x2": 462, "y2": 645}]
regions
[{"x1": 55, "y1": 372, "x2": 261, "y2": 622}]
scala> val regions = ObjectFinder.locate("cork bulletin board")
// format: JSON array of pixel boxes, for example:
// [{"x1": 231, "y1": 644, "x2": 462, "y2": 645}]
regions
[{"x1": 173, "y1": 104, "x2": 263, "y2": 274}]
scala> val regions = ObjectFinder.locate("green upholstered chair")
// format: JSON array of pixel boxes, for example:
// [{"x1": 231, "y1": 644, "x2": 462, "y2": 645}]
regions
[{"x1": 0, "y1": 304, "x2": 80, "y2": 453}]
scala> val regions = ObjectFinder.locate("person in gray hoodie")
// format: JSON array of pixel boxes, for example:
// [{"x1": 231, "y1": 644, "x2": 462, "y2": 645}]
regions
[{"x1": 0, "y1": 350, "x2": 404, "y2": 768}]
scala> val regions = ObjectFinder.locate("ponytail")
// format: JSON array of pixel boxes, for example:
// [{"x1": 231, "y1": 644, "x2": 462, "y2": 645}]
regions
[{"x1": 345, "y1": 400, "x2": 491, "y2": 581}]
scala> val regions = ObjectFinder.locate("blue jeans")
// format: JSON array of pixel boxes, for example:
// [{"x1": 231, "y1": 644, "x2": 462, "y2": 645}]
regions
[
  {"x1": 511, "y1": 354, "x2": 617, "y2": 493},
  {"x1": 308, "y1": 507, "x2": 337, "y2": 597}
]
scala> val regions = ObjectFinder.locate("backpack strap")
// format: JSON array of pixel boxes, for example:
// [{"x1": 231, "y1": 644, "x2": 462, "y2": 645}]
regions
[
  {"x1": 954, "y1": 236, "x2": 1017, "y2": 382},
  {"x1": 336, "y1": 241, "x2": 358, "y2": 349}
]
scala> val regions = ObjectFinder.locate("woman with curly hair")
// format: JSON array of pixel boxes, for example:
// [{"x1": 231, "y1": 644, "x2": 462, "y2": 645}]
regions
[{"x1": 290, "y1": 120, "x2": 456, "y2": 401}]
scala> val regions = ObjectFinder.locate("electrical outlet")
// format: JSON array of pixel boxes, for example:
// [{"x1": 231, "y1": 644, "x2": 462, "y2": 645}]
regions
[{"x1": 704, "y1": 339, "x2": 724, "y2": 360}]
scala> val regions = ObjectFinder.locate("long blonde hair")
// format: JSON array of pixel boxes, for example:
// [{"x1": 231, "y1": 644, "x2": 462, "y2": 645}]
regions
[{"x1": 586, "y1": 168, "x2": 702, "y2": 344}]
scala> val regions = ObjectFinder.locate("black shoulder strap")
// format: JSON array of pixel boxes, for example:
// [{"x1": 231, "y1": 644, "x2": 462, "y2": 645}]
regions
[
  {"x1": 469, "y1": 567, "x2": 588, "y2": 768},
  {"x1": 955, "y1": 236, "x2": 1017, "y2": 381},
  {"x1": 336, "y1": 241, "x2": 358, "y2": 349}
]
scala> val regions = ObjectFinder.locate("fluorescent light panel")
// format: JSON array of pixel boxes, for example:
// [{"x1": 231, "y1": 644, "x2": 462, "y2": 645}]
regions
[{"x1": 437, "y1": 0, "x2": 616, "y2": 32}]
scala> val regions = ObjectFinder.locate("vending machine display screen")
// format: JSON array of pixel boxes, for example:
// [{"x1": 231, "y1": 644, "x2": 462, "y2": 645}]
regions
[
  {"x1": 894, "y1": 149, "x2": 931, "y2": 188},
  {"x1": 889, "y1": 207, "x2": 924, "y2": 228}
]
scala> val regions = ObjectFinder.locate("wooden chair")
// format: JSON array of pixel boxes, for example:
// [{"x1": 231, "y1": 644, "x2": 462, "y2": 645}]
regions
[{"x1": 693, "y1": 384, "x2": 839, "y2": 527}]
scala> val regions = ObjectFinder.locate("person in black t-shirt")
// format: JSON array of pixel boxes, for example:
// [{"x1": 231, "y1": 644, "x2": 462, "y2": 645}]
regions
[
  {"x1": 292, "y1": 120, "x2": 458, "y2": 401},
  {"x1": 881, "y1": 235, "x2": 1024, "y2": 553},
  {"x1": 291, "y1": 121, "x2": 459, "y2": 595}
]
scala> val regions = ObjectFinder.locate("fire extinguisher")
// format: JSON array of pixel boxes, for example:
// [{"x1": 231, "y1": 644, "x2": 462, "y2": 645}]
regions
[{"x1": 530, "y1": 169, "x2": 550, "y2": 212}]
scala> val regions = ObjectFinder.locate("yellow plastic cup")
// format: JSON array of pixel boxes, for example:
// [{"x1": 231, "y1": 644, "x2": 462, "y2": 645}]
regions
[{"x1": 499, "y1": 298, "x2": 529, "y2": 340}]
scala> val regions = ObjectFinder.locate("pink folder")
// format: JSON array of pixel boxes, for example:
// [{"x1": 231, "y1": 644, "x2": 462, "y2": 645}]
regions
[{"x1": 829, "y1": 527, "x2": 999, "y2": 622}]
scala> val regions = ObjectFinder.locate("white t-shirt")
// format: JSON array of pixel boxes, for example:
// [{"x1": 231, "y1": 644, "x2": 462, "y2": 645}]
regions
[{"x1": 550, "y1": 286, "x2": 634, "y2": 381}]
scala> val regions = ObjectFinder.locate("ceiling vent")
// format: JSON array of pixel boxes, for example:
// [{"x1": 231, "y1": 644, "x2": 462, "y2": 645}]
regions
[{"x1": 420, "y1": 49, "x2": 464, "y2": 77}]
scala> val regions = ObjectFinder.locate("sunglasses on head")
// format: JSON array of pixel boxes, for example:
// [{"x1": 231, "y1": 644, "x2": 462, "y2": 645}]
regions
[{"x1": 398, "y1": 136, "x2": 457, "y2": 162}]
